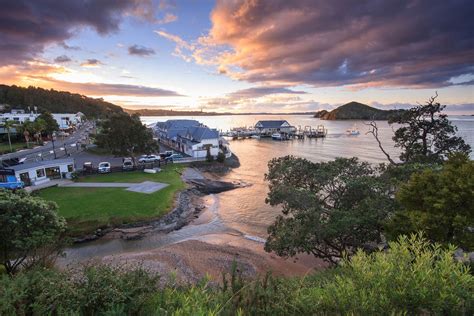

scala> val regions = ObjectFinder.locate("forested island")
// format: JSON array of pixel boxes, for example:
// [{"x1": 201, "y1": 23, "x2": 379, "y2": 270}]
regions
[
  {"x1": 0, "y1": 84, "x2": 123, "y2": 118},
  {"x1": 314, "y1": 101, "x2": 404, "y2": 120}
]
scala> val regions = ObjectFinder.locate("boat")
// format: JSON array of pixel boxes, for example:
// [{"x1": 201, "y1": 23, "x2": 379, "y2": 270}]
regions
[
  {"x1": 250, "y1": 134, "x2": 261, "y2": 139},
  {"x1": 346, "y1": 124, "x2": 360, "y2": 135},
  {"x1": 272, "y1": 133, "x2": 283, "y2": 140}
]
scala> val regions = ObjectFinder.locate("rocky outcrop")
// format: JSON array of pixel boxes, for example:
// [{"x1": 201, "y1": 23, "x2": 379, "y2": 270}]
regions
[{"x1": 189, "y1": 179, "x2": 247, "y2": 194}]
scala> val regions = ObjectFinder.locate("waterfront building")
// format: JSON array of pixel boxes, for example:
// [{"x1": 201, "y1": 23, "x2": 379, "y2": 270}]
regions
[
  {"x1": 154, "y1": 119, "x2": 221, "y2": 158},
  {"x1": 254, "y1": 120, "x2": 295, "y2": 135}
]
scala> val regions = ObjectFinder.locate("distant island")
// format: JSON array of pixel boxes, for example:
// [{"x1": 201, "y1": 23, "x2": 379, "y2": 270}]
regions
[
  {"x1": 314, "y1": 101, "x2": 404, "y2": 120},
  {"x1": 126, "y1": 108, "x2": 315, "y2": 116}
]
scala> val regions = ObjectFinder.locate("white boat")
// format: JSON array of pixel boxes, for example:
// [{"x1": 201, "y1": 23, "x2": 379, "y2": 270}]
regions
[
  {"x1": 346, "y1": 125, "x2": 360, "y2": 135},
  {"x1": 251, "y1": 134, "x2": 261, "y2": 139},
  {"x1": 272, "y1": 133, "x2": 283, "y2": 140}
]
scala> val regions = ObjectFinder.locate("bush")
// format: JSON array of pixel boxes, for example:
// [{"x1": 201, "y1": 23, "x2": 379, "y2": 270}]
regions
[
  {"x1": 216, "y1": 151, "x2": 226, "y2": 163},
  {"x1": 0, "y1": 235, "x2": 472, "y2": 315}
]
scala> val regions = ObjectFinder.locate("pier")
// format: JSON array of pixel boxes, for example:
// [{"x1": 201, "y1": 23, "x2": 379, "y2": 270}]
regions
[{"x1": 220, "y1": 123, "x2": 328, "y2": 141}]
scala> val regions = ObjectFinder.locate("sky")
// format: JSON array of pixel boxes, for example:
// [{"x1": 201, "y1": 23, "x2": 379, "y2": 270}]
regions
[{"x1": 0, "y1": 0, "x2": 473, "y2": 114}]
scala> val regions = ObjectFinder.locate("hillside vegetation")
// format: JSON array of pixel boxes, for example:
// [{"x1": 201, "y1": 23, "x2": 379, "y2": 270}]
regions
[
  {"x1": 0, "y1": 84, "x2": 123, "y2": 118},
  {"x1": 314, "y1": 101, "x2": 403, "y2": 120}
]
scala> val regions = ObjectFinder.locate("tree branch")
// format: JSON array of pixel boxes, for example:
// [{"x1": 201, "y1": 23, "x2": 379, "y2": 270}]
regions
[{"x1": 365, "y1": 121, "x2": 399, "y2": 165}]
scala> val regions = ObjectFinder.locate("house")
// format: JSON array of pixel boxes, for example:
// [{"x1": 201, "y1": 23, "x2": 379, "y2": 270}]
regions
[
  {"x1": 154, "y1": 119, "x2": 221, "y2": 158},
  {"x1": 8, "y1": 158, "x2": 75, "y2": 187},
  {"x1": 254, "y1": 120, "x2": 295, "y2": 135},
  {"x1": 177, "y1": 126, "x2": 220, "y2": 158},
  {"x1": 0, "y1": 111, "x2": 84, "y2": 132}
]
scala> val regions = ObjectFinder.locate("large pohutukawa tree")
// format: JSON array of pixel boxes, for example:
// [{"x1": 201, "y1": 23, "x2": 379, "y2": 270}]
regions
[
  {"x1": 264, "y1": 156, "x2": 395, "y2": 265},
  {"x1": 367, "y1": 93, "x2": 471, "y2": 165}
]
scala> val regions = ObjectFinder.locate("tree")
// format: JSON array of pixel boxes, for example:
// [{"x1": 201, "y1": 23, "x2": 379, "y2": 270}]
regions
[
  {"x1": 95, "y1": 113, "x2": 158, "y2": 160},
  {"x1": 0, "y1": 190, "x2": 66, "y2": 275},
  {"x1": 368, "y1": 94, "x2": 471, "y2": 164},
  {"x1": 32, "y1": 118, "x2": 46, "y2": 144},
  {"x1": 2, "y1": 120, "x2": 16, "y2": 152},
  {"x1": 37, "y1": 112, "x2": 59, "y2": 136},
  {"x1": 386, "y1": 153, "x2": 474, "y2": 250},
  {"x1": 264, "y1": 156, "x2": 395, "y2": 264}
]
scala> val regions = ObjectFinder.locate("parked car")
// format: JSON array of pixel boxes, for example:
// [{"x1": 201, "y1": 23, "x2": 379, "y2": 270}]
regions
[
  {"x1": 98, "y1": 162, "x2": 111, "y2": 173},
  {"x1": 122, "y1": 158, "x2": 134, "y2": 171},
  {"x1": 83, "y1": 162, "x2": 94, "y2": 173},
  {"x1": 138, "y1": 155, "x2": 160, "y2": 163},
  {"x1": 166, "y1": 153, "x2": 184, "y2": 162}
]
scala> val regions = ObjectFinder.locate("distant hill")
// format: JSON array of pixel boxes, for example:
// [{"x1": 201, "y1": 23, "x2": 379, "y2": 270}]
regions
[
  {"x1": 126, "y1": 108, "x2": 316, "y2": 116},
  {"x1": 0, "y1": 84, "x2": 124, "y2": 118},
  {"x1": 314, "y1": 101, "x2": 403, "y2": 120}
]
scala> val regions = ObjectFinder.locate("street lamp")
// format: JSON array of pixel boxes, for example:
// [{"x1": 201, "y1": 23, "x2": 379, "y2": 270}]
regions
[{"x1": 51, "y1": 132, "x2": 57, "y2": 159}]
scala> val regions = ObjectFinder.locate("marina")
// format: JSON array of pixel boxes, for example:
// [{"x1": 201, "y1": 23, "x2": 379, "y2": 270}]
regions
[{"x1": 220, "y1": 120, "x2": 328, "y2": 140}]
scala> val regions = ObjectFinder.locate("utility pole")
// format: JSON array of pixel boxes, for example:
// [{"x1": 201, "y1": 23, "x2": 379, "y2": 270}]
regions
[{"x1": 51, "y1": 132, "x2": 57, "y2": 159}]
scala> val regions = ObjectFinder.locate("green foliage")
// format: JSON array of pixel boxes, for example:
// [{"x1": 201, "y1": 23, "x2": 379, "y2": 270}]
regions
[
  {"x1": 313, "y1": 234, "x2": 473, "y2": 314},
  {"x1": 216, "y1": 151, "x2": 226, "y2": 163},
  {"x1": 264, "y1": 156, "x2": 395, "y2": 264},
  {"x1": 0, "y1": 235, "x2": 471, "y2": 315},
  {"x1": 389, "y1": 94, "x2": 471, "y2": 163},
  {"x1": 95, "y1": 113, "x2": 158, "y2": 157},
  {"x1": 36, "y1": 111, "x2": 59, "y2": 135},
  {"x1": 0, "y1": 190, "x2": 66, "y2": 275},
  {"x1": 0, "y1": 84, "x2": 123, "y2": 118},
  {"x1": 387, "y1": 153, "x2": 474, "y2": 250},
  {"x1": 0, "y1": 266, "x2": 159, "y2": 315}
]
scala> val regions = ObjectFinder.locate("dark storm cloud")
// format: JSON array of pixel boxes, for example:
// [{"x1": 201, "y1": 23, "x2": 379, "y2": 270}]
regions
[
  {"x1": 207, "y1": 0, "x2": 474, "y2": 88},
  {"x1": 0, "y1": 0, "x2": 155, "y2": 66},
  {"x1": 128, "y1": 45, "x2": 156, "y2": 56}
]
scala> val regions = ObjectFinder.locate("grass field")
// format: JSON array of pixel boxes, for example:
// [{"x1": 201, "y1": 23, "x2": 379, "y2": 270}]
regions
[
  {"x1": 0, "y1": 142, "x2": 28, "y2": 154},
  {"x1": 37, "y1": 164, "x2": 186, "y2": 235}
]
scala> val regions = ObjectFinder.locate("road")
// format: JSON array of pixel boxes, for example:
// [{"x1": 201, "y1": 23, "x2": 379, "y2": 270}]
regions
[{"x1": 0, "y1": 121, "x2": 95, "y2": 165}]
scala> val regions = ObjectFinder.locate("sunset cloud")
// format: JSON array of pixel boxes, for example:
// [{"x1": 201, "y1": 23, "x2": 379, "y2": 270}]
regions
[
  {"x1": 128, "y1": 45, "x2": 156, "y2": 56},
  {"x1": 198, "y1": 0, "x2": 474, "y2": 88},
  {"x1": 0, "y1": 0, "x2": 159, "y2": 66},
  {"x1": 54, "y1": 55, "x2": 72, "y2": 63},
  {"x1": 80, "y1": 59, "x2": 103, "y2": 68}
]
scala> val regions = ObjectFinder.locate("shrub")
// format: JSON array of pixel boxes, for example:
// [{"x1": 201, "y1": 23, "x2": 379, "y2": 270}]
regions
[{"x1": 216, "y1": 151, "x2": 226, "y2": 163}]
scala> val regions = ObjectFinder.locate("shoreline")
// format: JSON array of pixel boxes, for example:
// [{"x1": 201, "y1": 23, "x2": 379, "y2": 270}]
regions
[{"x1": 61, "y1": 159, "x2": 327, "y2": 282}]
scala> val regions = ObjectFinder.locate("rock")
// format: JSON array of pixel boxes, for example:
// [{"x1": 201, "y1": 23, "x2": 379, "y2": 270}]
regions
[{"x1": 190, "y1": 179, "x2": 242, "y2": 194}]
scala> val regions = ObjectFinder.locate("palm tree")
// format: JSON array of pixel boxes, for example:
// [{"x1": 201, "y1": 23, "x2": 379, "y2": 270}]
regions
[{"x1": 3, "y1": 120, "x2": 16, "y2": 152}]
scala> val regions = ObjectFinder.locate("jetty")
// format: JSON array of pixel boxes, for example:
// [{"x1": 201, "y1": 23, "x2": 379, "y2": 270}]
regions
[{"x1": 220, "y1": 120, "x2": 327, "y2": 140}]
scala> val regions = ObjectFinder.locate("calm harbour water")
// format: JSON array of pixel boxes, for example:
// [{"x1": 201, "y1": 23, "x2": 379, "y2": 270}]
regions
[
  {"x1": 143, "y1": 114, "x2": 474, "y2": 238},
  {"x1": 63, "y1": 115, "x2": 473, "y2": 262}
]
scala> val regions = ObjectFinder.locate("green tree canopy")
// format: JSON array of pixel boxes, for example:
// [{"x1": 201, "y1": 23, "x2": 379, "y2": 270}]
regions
[
  {"x1": 391, "y1": 95, "x2": 470, "y2": 163},
  {"x1": 95, "y1": 113, "x2": 158, "y2": 158},
  {"x1": 36, "y1": 112, "x2": 59, "y2": 136},
  {"x1": 264, "y1": 156, "x2": 395, "y2": 264},
  {"x1": 0, "y1": 190, "x2": 66, "y2": 275},
  {"x1": 387, "y1": 153, "x2": 474, "y2": 250}
]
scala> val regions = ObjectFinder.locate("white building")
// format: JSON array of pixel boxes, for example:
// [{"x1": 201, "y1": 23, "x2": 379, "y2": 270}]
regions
[
  {"x1": 0, "y1": 111, "x2": 84, "y2": 130},
  {"x1": 155, "y1": 119, "x2": 221, "y2": 158},
  {"x1": 9, "y1": 158, "x2": 75, "y2": 187}
]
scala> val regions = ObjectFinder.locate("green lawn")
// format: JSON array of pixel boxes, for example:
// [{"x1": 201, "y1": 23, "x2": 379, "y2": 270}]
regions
[
  {"x1": 0, "y1": 142, "x2": 28, "y2": 154},
  {"x1": 37, "y1": 164, "x2": 186, "y2": 236}
]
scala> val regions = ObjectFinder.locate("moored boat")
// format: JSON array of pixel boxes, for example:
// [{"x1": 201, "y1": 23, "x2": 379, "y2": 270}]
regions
[{"x1": 272, "y1": 133, "x2": 283, "y2": 140}]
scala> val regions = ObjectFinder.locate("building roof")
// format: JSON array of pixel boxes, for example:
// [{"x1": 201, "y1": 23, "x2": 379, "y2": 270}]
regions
[
  {"x1": 255, "y1": 120, "x2": 290, "y2": 128},
  {"x1": 10, "y1": 158, "x2": 74, "y2": 172},
  {"x1": 156, "y1": 119, "x2": 201, "y2": 131},
  {"x1": 186, "y1": 126, "x2": 219, "y2": 141}
]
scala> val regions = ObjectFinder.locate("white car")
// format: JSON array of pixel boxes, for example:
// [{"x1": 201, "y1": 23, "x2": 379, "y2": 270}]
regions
[
  {"x1": 98, "y1": 162, "x2": 111, "y2": 173},
  {"x1": 138, "y1": 155, "x2": 160, "y2": 163}
]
